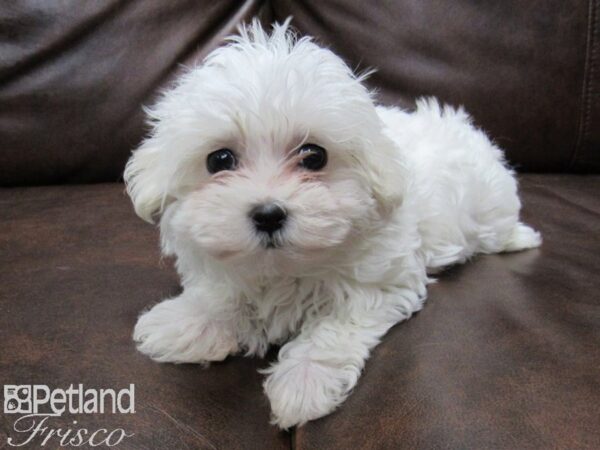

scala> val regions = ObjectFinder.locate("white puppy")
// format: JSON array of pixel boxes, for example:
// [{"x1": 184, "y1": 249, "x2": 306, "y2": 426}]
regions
[{"x1": 124, "y1": 20, "x2": 541, "y2": 428}]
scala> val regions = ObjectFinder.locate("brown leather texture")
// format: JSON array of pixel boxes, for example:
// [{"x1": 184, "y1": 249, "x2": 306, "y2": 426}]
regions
[
  {"x1": 0, "y1": 183, "x2": 289, "y2": 449},
  {"x1": 0, "y1": 0, "x2": 264, "y2": 186},
  {"x1": 272, "y1": 0, "x2": 600, "y2": 173},
  {"x1": 296, "y1": 175, "x2": 600, "y2": 450},
  {"x1": 1, "y1": 175, "x2": 599, "y2": 448},
  {"x1": 1, "y1": 0, "x2": 599, "y2": 187},
  {"x1": 2, "y1": 1, "x2": 600, "y2": 449}
]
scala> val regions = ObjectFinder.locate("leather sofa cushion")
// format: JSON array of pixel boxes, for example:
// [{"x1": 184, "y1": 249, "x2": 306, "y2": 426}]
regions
[
  {"x1": 1, "y1": 1, "x2": 598, "y2": 186},
  {"x1": 272, "y1": 0, "x2": 600, "y2": 173},
  {"x1": 1, "y1": 174, "x2": 598, "y2": 448},
  {"x1": 0, "y1": 183, "x2": 288, "y2": 449},
  {"x1": 0, "y1": 0, "x2": 263, "y2": 186}
]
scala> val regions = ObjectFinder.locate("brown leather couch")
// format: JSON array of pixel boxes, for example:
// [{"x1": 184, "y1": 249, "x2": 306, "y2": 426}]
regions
[{"x1": 1, "y1": 1, "x2": 599, "y2": 449}]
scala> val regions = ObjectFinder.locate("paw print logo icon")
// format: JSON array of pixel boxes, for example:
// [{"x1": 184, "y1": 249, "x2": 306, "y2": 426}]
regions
[{"x1": 4, "y1": 385, "x2": 32, "y2": 414}]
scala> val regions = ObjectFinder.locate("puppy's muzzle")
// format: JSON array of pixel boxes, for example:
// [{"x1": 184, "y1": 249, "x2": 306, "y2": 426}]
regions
[{"x1": 250, "y1": 203, "x2": 287, "y2": 235}]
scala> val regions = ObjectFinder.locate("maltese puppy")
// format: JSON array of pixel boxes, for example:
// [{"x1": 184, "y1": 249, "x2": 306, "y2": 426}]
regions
[{"x1": 124, "y1": 20, "x2": 541, "y2": 428}]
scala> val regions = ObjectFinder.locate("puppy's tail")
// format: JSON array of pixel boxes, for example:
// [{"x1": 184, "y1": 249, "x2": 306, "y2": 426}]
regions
[{"x1": 502, "y1": 222, "x2": 542, "y2": 252}]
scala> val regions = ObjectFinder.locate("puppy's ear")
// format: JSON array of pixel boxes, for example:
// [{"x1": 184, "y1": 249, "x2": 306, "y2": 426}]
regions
[
  {"x1": 124, "y1": 139, "x2": 168, "y2": 224},
  {"x1": 359, "y1": 137, "x2": 407, "y2": 216}
]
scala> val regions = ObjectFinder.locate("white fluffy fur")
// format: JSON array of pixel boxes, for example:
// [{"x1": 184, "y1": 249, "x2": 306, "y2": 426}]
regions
[{"x1": 124, "y1": 20, "x2": 541, "y2": 429}]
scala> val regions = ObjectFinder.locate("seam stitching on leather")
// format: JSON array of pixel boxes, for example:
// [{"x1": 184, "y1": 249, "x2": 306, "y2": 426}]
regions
[
  {"x1": 571, "y1": 0, "x2": 598, "y2": 169},
  {"x1": 583, "y1": 1, "x2": 599, "y2": 145}
]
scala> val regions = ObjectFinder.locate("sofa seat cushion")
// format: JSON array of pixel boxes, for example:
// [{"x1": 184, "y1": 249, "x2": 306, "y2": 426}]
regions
[
  {"x1": 0, "y1": 183, "x2": 289, "y2": 449},
  {"x1": 1, "y1": 175, "x2": 599, "y2": 448},
  {"x1": 297, "y1": 174, "x2": 600, "y2": 449}
]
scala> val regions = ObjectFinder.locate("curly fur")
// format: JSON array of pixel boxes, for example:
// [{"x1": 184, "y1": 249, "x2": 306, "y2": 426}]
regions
[{"x1": 124, "y1": 19, "x2": 541, "y2": 428}]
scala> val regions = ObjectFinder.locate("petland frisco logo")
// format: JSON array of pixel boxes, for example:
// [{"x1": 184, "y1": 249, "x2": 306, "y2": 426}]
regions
[{"x1": 3, "y1": 384, "x2": 135, "y2": 447}]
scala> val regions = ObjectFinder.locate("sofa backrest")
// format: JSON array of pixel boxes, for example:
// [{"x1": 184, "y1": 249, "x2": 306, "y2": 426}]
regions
[{"x1": 1, "y1": 0, "x2": 598, "y2": 186}]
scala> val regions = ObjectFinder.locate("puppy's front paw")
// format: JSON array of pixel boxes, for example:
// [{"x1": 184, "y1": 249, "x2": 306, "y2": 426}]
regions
[
  {"x1": 133, "y1": 297, "x2": 238, "y2": 364},
  {"x1": 263, "y1": 357, "x2": 353, "y2": 429}
]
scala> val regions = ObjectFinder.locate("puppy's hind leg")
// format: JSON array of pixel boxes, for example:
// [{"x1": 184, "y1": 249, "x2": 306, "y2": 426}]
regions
[{"x1": 502, "y1": 222, "x2": 542, "y2": 252}]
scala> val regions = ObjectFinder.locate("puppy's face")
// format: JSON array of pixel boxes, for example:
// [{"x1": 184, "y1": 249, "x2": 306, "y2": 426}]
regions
[
  {"x1": 168, "y1": 135, "x2": 375, "y2": 277},
  {"x1": 125, "y1": 22, "x2": 405, "y2": 278}
]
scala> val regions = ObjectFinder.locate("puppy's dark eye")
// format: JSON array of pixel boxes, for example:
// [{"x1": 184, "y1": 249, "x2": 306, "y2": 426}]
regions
[
  {"x1": 206, "y1": 148, "x2": 237, "y2": 174},
  {"x1": 297, "y1": 144, "x2": 327, "y2": 171}
]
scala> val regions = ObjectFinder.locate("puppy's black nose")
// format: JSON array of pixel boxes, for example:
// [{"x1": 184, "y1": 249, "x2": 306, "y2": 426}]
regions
[{"x1": 250, "y1": 203, "x2": 287, "y2": 234}]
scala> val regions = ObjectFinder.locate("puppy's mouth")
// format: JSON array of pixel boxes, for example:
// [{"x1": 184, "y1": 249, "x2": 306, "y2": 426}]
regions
[
  {"x1": 263, "y1": 235, "x2": 281, "y2": 249},
  {"x1": 212, "y1": 238, "x2": 279, "y2": 260}
]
